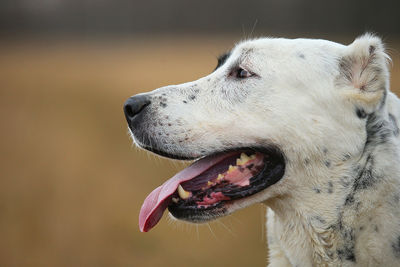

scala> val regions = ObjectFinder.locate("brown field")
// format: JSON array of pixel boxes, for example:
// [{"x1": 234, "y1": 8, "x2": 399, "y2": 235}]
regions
[{"x1": 1, "y1": 36, "x2": 400, "y2": 267}]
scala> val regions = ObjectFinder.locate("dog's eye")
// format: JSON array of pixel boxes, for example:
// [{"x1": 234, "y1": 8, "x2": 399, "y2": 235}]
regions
[{"x1": 231, "y1": 67, "x2": 253, "y2": 79}]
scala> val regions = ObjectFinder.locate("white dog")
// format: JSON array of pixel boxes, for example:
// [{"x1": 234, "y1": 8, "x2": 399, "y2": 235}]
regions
[{"x1": 123, "y1": 34, "x2": 400, "y2": 266}]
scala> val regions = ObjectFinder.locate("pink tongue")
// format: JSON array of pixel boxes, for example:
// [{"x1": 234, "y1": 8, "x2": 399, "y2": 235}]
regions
[{"x1": 139, "y1": 152, "x2": 237, "y2": 232}]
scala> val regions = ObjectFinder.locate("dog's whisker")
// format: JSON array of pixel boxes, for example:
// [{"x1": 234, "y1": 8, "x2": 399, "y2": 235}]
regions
[
  {"x1": 206, "y1": 223, "x2": 217, "y2": 240},
  {"x1": 260, "y1": 205, "x2": 265, "y2": 242},
  {"x1": 241, "y1": 23, "x2": 246, "y2": 41},
  {"x1": 196, "y1": 224, "x2": 199, "y2": 240},
  {"x1": 227, "y1": 213, "x2": 243, "y2": 226},
  {"x1": 216, "y1": 219, "x2": 236, "y2": 237},
  {"x1": 249, "y1": 19, "x2": 258, "y2": 39}
]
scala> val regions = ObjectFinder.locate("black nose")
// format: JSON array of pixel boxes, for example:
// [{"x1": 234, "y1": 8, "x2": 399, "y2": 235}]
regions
[{"x1": 123, "y1": 94, "x2": 151, "y2": 123}]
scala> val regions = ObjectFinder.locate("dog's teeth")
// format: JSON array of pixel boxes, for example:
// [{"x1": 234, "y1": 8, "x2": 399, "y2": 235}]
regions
[
  {"x1": 172, "y1": 197, "x2": 179, "y2": 203},
  {"x1": 228, "y1": 165, "x2": 237, "y2": 173},
  {"x1": 217, "y1": 174, "x2": 224, "y2": 181},
  {"x1": 178, "y1": 184, "x2": 191, "y2": 199},
  {"x1": 207, "y1": 181, "x2": 214, "y2": 186},
  {"x1": 237, "y1": 153, "x2": 251, "y2": 165},
  {"x1": 241, "y1": 153, "x2": 251, "y2": 163}
]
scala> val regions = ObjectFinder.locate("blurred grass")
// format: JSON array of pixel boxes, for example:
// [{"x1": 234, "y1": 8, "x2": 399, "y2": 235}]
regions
[{"x1": 0, "y1": 36, "x2": 399, "y2": 267}]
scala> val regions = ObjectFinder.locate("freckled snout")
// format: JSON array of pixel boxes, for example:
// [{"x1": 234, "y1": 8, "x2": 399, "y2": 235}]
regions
[{"x1": 123, "y1": 94, "x2": 151, "y2": 130}]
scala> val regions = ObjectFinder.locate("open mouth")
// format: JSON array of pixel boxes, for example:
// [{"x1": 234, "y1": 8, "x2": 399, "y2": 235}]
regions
[{"x1": 139, "y1": 147, "x2": 285, "y2": 232}]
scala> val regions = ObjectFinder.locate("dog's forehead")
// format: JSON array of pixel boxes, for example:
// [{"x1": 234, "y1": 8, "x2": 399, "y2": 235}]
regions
[{"x1": 231, "y1": 37, "x2": 346, "y2": 59}]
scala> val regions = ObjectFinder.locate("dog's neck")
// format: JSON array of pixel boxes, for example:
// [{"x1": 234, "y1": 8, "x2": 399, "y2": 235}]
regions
[{"x1": 266, "y1": 92, "x2": 400, "y2": 266}]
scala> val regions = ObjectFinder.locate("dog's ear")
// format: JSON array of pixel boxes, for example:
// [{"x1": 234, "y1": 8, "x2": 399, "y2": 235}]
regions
[{"x1": 337, "y1": 33, "x2": 390, "y2": 112}]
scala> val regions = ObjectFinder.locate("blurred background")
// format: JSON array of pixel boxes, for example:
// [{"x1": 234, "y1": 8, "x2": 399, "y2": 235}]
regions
[{"x1": 1, "y1": 0, "x2": 400, "y2": 266}]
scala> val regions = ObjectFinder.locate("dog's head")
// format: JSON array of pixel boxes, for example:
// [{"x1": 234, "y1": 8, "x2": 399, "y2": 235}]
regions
[{"x1": 124, "y1": 34, "x2": 390, "y2": 232}]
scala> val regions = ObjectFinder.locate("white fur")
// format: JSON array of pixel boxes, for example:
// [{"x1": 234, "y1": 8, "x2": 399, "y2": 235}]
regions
[{"x1": 129, "y1": 34, "x2": 400, "y2": 266}]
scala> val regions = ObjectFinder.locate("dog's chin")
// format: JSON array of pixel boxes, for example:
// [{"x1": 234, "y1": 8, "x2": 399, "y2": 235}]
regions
[
  {"x1": 129, "y1": 129, "x2": 199, "y2": 160},
  {"x1": 139, "y1": 143, "x2": 286, "y2": 225},
  {"x1": 140, "y1": 144, "x2": 198, "y2": 160}
]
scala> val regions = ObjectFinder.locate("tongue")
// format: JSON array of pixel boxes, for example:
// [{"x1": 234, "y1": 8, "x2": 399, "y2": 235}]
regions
[{"x1": 139, "y1": 152, "x2": 238, "y2": 232}]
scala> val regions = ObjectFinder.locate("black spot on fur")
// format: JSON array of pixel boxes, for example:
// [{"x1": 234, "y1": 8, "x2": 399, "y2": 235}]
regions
[
  {"x1": 325, "y1": 161, "x2": 331, "y2": 168},
  {"x1": 343, "y1": 113, "x2": 393, "y2": 205},
  {"x1": 183, "y1": 100, "x2": 187, "y2": 104},
  {"x1": 356, "y1": 108, "x2": 367, "y2": 119},
  {"x1": 359, "y1": 226, "x2": 364, "y2": 231},
  {"x1": 337, "y1": 244, "x2": 356, "y2": 261},
  {"x1": 365, "y1": 113, "x2": 392, "y2": 147},
  {"x1": 313, "y1": 188, "x2": 321, "y2": 194},
  {"x1": 355, "y1": 201, "x2": 361, "y2": 211},
  {"x1": 328, "y1": 181, "x2": 334, "y2": 193},
  {"x1": 323, "y1": 147, "x2": 328, "y2": 154},
  {"x1": 340, "y1": 176, "x2": 352, "y2": 188},
  {"x1": 389, "y1": 113, "x2": 399, "y2": 136},
  {"x1": 215, "y1": 52, "x2": 231, "y2": 71},
  {"x1": 392, "y1": 236, "x2": 400, "y2": 258},
  {"x1": 299, "y1": 53, "x2": 305, "y2": 59},
  {"x1": 374, "y1": 225, "x2": 379, "y2": 232},
  {"x1": 344, "y1": 154, "x2": 379, "y2": 207},
  {"x1": 160, "y1": 102, "x2": 167, "y2": 108},
  {"x1": 337, "y1": 228, "x2": 356, "y2": 262},
  {"x1": 315, "y1": 216, "x2": 326, "y2": 224},
  {"x1": 344, "y1": 194, "x2": 355, "y2": 206},
  {"x1": 336, "y1": 111, "x2": 395, "y2": 263},
  {"x1": 343, "y1": 154, "x2": 351, "y2": 161},
  {"x1": 379, "y1": 88, "x2": 387, "y2": 109},
  {"x1": 369, "y1": 45, "x2": 376, "y2": 54},
  {"x1": 304, "y1": 158, "x2": 310, "y2": 165},
  {"x1": 189, "y1": 95, "x2": 196, "y2": 101},
  {"x1": 353, "y1": 155, "x2": 380, "y2": 192}
]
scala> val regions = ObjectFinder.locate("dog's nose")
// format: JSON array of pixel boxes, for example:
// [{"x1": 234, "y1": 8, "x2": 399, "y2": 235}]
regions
[{"x1": 123, "y1": 94, "x2": 151, "y2": 123}]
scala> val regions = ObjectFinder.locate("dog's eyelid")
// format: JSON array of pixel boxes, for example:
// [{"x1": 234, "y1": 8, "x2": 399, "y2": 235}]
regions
[{"x1": 229, "y1": 66, "x2": 257, "y2": 79}]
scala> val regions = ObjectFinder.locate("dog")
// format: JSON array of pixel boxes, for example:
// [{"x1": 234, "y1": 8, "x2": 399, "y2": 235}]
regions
[{"x1": 123, "y1": 33, "x2": 400, "y2": 266}]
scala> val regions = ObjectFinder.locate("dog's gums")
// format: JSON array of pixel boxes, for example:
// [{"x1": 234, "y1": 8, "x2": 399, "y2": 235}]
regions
[
  {"x1": 172, "y1": 152, "x2": 263, "y2": 205},
  {"x1": 139, "y1": 148, "x2": 285, "y2": 232}
]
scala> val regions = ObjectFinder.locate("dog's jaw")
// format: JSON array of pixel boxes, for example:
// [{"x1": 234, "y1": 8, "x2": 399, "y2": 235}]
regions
[{"x1": 138, "y1": 147, "x2": 286, "y2": 232}]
